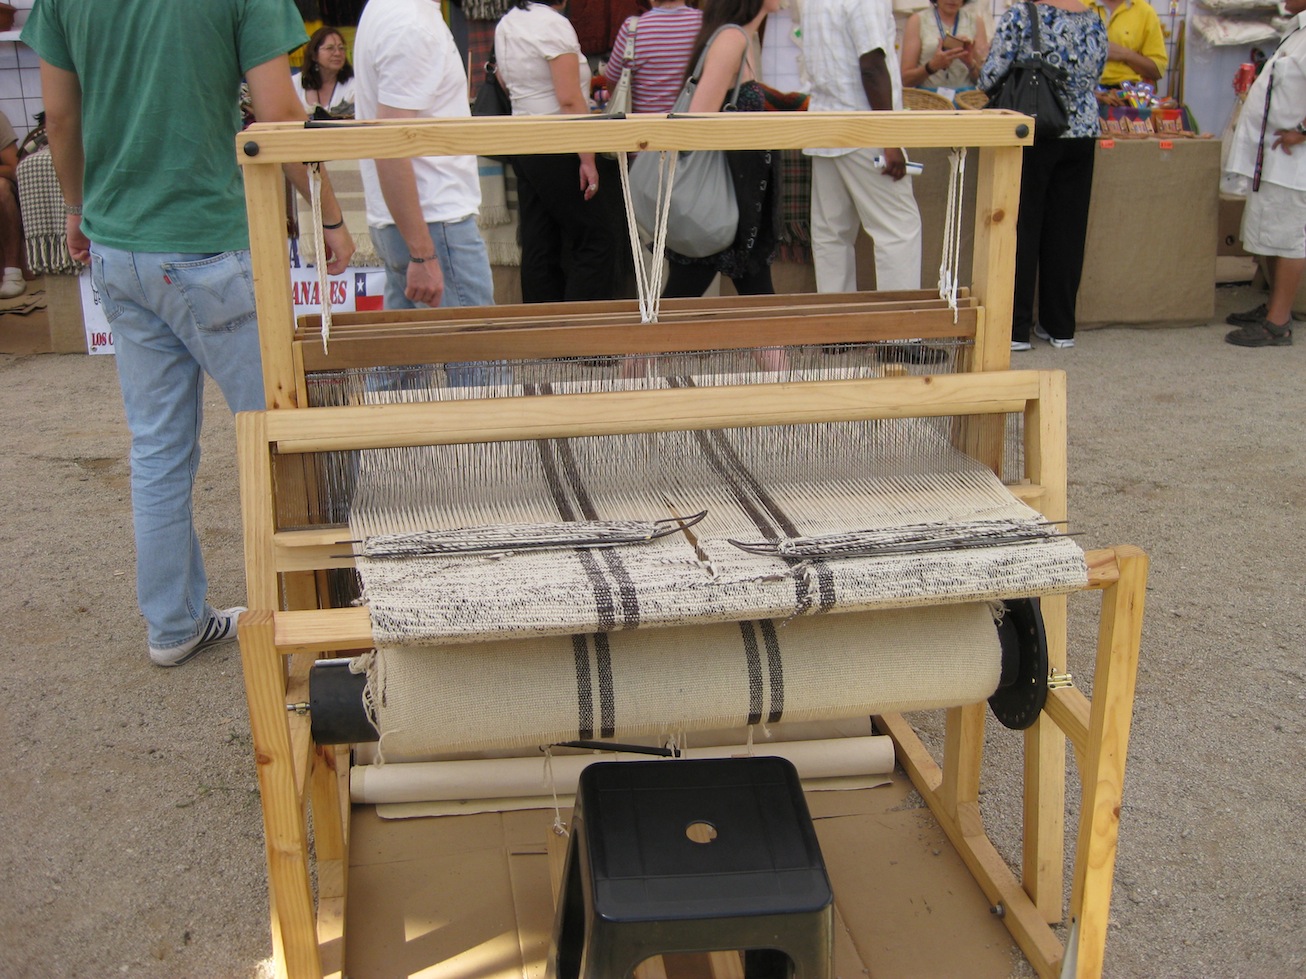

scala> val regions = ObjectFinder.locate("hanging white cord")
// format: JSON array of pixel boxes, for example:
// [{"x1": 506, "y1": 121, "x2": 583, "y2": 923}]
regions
[
  {"x1": 544, "y1": 746, "x2": 568, "y2": 836},
  {"x1": 938, "y1": 147, "x2": 967, "y2": 324},
  {"x1": 309, "y1": 163, "x2": 334, "y2": 354},
  {"x1": 949, "y1": 148, "x2": 966, "y2": 322},
  {"x1": 616, "y1": 149, "x2": 678, "y2": 325}
]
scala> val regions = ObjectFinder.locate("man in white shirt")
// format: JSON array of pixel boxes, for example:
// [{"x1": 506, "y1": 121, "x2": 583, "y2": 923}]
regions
[
  {"x1": 801, "y1": 0, "x2": 922, "y2": 295},
  {"x1": 1224, "y1": 0, "x2": 1306, "y2": 347},
  {"x1": 354, "y1": 0, "x2": 494, "y2": 312}
]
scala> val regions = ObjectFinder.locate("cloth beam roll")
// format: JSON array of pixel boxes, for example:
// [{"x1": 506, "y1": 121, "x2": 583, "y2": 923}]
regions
[{"x1": 360, "y1": 601, "x2": 1002, "y2": 757}]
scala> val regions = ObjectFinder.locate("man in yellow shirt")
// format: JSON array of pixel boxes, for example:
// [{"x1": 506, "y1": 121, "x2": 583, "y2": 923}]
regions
[{"x1": 1091, "y1": 0, "x2": 1167, "y2": 86}]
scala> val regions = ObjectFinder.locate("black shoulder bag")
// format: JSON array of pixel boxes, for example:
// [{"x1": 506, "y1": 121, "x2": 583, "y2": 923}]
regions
[
  {"x1": 471, "y1": 52, "x2": 512, "y2": 118},
  {"x1": 985, "y1": 2, "x2": 1070, "y2": 139},
  {"x1": 470, "y1": 51, "x2": 513, "y2": 162}
]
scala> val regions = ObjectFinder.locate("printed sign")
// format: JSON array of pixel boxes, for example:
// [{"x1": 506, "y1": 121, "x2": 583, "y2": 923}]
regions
[
  {"x1": 78, "y1": 257, "x2": 387, "y2": 356},
  {"x1": 79, "y1": 269, "x2": 113, "y2": 355}
]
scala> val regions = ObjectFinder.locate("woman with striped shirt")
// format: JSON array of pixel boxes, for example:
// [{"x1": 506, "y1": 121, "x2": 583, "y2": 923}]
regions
[{"x1": 604, "y1": 0, "x2": 704, "y2": 113}]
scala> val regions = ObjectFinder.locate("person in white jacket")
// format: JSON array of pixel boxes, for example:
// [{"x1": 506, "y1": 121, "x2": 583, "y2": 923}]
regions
[{"x1": 1223, "y1": 0, "x2": 1306, "y2": 348}]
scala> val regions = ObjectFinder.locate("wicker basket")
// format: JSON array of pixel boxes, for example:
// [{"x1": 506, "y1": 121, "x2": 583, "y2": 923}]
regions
[
  {"x1": 902, "y1": 88, "x2": 957, "y2": 112},
  {"x1": 954, "y1": 90, "x2": 989, "y2": 111}
]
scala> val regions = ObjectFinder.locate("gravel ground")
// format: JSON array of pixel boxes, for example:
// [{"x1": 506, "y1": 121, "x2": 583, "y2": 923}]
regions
[{"x1": 0, "y1": 284, "x2": 1302, "y2": 978}]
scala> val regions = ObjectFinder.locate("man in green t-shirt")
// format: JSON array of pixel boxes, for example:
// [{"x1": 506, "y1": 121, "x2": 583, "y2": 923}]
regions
[{"x1": 23, "y1": 0, "x2": 355, "y2": 666}]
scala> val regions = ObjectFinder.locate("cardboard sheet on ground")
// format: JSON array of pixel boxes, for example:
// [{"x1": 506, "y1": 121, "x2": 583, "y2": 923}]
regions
[{"x1": 346, "y1": 773, "x2": 1023, "y2": 978}]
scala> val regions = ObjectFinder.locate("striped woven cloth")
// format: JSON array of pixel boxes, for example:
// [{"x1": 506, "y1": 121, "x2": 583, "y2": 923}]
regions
[
  {"x1": 350, "y1": 404, "x2": 1086, "y2": 647},
  {"x1": 362, "y1": 601, "x2": 1002, "y2": 755}
]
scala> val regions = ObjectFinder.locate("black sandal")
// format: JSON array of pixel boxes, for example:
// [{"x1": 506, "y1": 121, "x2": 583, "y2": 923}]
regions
[{"x1": 1225, "y1": 319, "x2": 1293, "y2": 347}]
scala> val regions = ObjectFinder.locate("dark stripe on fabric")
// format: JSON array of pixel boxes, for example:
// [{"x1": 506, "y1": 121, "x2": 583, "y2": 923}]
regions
[
  {"x1": 699, "y1": 425, "x2": 839, "y2": 614},
  {"x1": 759, "y1": 618, "x2": 785, "y2": 724},
  {"x1": 592, "y1": 632, "x2": 616, "y2": 738},
  {"x1": 571, "y1": 634, "x2": 594, "y2": 740},
  {"x1": 533, "y1": 434, "x2": 618, "y2": 632},
  {"x1": 739, "y1": 620, "x2": 764, "y2": 726},
  {"x1": 553, "y1": 436, "x2": 642, "y2": 630},
  {"x1": 665, "y1": 382, "x2": 780, "y2": 539},
  {"x1": 667, "y1": 376, "x2": 837, "y2": 615}
]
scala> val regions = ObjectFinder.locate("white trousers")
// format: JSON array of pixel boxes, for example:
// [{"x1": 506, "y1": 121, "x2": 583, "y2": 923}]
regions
[{"x1": 810, "y1": 149, "x2": 923, "y2": 293}]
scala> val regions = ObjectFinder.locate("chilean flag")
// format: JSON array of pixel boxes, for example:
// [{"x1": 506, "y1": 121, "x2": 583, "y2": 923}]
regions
[{"x1": 355, "y1": 271, "x2": 385, "y2": 312}]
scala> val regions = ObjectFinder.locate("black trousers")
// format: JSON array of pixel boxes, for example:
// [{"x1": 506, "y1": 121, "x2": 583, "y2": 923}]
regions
[
  {"x1": 1013, "y1": 136, "x2": 1096, "y2": 342},
  {"x1": 662, "y1": 262, "x2": 775, "y2": 299},
  {"x1": 512, "y1": 154, "x2": 618, "y2": 304}
]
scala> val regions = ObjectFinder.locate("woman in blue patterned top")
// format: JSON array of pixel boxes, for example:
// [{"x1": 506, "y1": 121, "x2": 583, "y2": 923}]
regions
[{"x1": 979, "y1": 1, "x2": 1107, "y2": 350}]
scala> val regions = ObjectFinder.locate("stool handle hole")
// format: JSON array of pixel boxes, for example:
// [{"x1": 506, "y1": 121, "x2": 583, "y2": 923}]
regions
[{"x1": 685, "y1": 820, "x2": 718, "y2": 844}]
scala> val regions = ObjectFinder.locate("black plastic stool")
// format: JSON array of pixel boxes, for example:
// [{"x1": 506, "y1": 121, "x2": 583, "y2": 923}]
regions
[{"x1": 548, "y1": 756, "x2": 834, "y2": 979}]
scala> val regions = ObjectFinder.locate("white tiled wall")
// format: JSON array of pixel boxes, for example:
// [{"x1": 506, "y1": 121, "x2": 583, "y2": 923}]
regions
[{"x1": 0, "y1": 0, "x2": 42, "y2": 139}]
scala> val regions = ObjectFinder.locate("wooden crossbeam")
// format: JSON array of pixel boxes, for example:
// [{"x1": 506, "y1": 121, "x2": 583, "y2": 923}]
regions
[
  {"x1": 295, "y1": 288, "x2": 969, "y2": 335},
  {"x1": 296, "y1": 307, "x2": 980, "y2": 370},
  {"x1": 237, "y1": 112, "x2": 1033, "y2": 166},
  {"x1": 262, "y1": 371, "x2": 1041, "y2": 454}
]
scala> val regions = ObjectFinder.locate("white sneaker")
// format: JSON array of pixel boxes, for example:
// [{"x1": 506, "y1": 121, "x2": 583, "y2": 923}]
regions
[
  {"x1": 1033, "y1": 324, "x2": 1074, "y2": 348},
  {"x1": 149, "y1": 606, "x2": 245, "y2": 667},
  {"x1": 1011, "y1": 340, "x2": 1032, "y2": 352},
  {"x1": 0, "y1": 268, "x2": 25, "y2": 300}
]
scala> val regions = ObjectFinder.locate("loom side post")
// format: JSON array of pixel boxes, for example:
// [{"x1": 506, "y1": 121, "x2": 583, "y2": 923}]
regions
[
  {"x1": 239, "y1": 608, "x2": 322, "y2": 979},
  {"x1": 238, "y1": 411, "x2": 280, "y2": 612},
  {"x1": 240, "y1": 410, "x2": 340, "y2": 978},
  {"x1": 1021, "y1": 371, "x2": 1070, "y2": 921},
  {"x1": 939, "y1": 702, "x2": 985, "y2": 824},
  {"x1": 874, "y1": 710, "x2": 1067, "y2": 976},
  {"x1": 1068, "y1": 546, "x2": 1148, "y2": 979},
  {"x1": 957, "y1": 143, "x2": 1023, "y2": 474},
  {"x1": 876, "y1": 546, "x2": 1146, "y2": 979},
  {"x1": 245, "y1": 157, "x2": 300, "y2": 410},
  {"x1": 970, "y1": 145, "x2": 1023, "y2": 372},
  {"x1": 311, "y1": 742, "x2": 350, "y2": 978}
]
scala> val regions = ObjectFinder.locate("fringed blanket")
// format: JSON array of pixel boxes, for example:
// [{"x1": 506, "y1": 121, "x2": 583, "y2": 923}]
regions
[{"x1": 17, "y1": 149, "x2": 78, "y2": 276}]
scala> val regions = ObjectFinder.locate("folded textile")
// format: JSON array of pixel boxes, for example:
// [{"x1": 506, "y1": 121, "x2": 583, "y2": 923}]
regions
[
  {"x1": 778, "y1": 148, "x2": 812, "y2": 263},
  {"x1": 16, "y1": 149, "x2": 78, "y2": 276}
]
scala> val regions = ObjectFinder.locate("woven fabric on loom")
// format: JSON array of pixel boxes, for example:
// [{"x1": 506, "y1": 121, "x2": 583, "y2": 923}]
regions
[
  {"x1": 360, "y1": 602, "x2": 1001, "y2": 756},
  {"x1": 349, "y1": 399, "x2": 1087, "y2": 646}
]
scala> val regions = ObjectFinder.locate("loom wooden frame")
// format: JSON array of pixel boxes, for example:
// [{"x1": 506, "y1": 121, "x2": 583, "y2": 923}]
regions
[
  {"x1": 236, "y1": 112, "x2": 1032, "y2": 409},
  {"x1": 235, "y1": 370, "x2": 1145, "y2": 979},
  {"x1": 234, "y1": 114, "x2": 1143, "y2": 979}
]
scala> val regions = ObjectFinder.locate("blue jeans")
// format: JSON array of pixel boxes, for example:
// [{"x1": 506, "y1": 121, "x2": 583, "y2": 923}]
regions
[
  {"x1": 90, "y1": 245, "x2": 264, "y2": 650},
  {"x1": 369, "y1": 216, "x2": 506, "y2": 387},
  {"x1": 369, "y1": 215, "x2": 494, "y2": 310}
]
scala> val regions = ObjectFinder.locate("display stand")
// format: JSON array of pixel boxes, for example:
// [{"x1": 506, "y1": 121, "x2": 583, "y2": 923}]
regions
[{"x1": 1078, "y1": 137, "x2": 1220, "y2": 327}]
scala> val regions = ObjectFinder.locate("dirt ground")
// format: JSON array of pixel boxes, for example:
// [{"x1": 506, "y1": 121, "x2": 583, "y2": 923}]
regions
[{"x1": 0, "y1": 284, "x2": 1302, "y2": 978}]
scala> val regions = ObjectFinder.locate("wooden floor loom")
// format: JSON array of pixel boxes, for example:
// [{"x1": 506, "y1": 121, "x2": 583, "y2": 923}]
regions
[{"x1": 234, "y1": 113, "x2": 1146, "y2": 979}]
